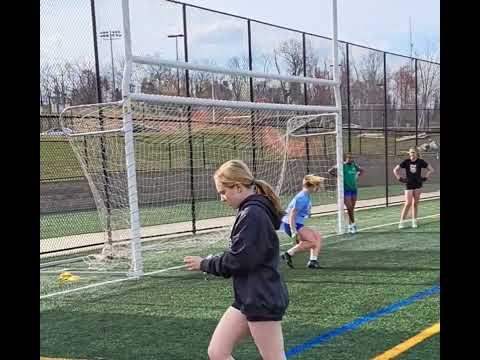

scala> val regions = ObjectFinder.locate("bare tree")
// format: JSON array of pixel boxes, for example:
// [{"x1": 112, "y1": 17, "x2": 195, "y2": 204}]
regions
[
  {"x1": 389, "y1": 61, "x2": 415, "y2": 127},
  {"x1": 252, "y1": 54, "x2": 274, "y2": 101},
  {"x1": 69, "y1": 61, "x2": 98, "y2": 105},
  {"x1": 40, "y1": 64, "x2": 54, "y2": 113},
  {"x1": 227, "y1": 56, "x2": 250, "y2": 101},
  {"x1": 348, "y1": 51, "x2": 385, "y2": 127},
  {"x1": 273, "y1": 39, "x2": 304, "y2": 103},
  {"x1": 304, "y1": 39, "x2": 336, "y2": 106},
  {"x1": 415, "y1": 47, "x2": 440, "y2": 129}
]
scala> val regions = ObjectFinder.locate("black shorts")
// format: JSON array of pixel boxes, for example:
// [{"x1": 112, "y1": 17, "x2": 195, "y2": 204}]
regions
[
  {"x1": 232, "y1": 301, "x2": 285, "y2": 322},
  {"x1": 405, "y1": 183, "x2": 422, "y2": 190}
]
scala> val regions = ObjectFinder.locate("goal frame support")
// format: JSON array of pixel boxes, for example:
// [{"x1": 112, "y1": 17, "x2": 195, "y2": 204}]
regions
[{"x1": 118, "y1": 0, "x2": 346, "y2": 274}]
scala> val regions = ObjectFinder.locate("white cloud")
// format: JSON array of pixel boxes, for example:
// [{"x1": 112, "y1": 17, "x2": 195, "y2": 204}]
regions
[{"x1": 182, "y1": 0, "x2": 439, "y2": 58}]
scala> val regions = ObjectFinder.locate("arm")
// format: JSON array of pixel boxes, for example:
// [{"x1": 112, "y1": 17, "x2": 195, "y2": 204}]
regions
[
  {"x1": 393, "y1": 164, "x2": 401, "y2": 180},
  {"x1": 356, "y1": 165, "x2": 364, "y2": 178},
  {"x1": 327, "y1": 166, "x2": 337, "y2": 177},
  {"x1": 425, "y1": 164, "x2": 434, "y2": 178},
  {"x1": 289, "y1": 208, "x2": 297, "y2": 231},
  {"x1": 199, "y1": 208, "x2": 269, "y2": 277},
  {"x1": 289, "y1": 208, "x2": 299, "y2": 243}
]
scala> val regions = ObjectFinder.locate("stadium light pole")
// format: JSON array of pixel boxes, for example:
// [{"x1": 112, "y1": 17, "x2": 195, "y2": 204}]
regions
[
  {"x1": 167, "y1": 34, "x2": 184, "y2": 96},
  {"x1": 100, "y1": 30, "x2": 122, "y2": 100}
]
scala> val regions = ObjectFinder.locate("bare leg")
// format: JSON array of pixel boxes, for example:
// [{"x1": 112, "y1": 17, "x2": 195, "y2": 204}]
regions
[
  {"x1": 298, "y1": 227, "x2": 322, "y2": 258},
  {"x1": 286, "y1": 240, "x2": 313, "y2": 255},
  {"x1": 400, "y1": 190, "x2": 413, "y2": 222},
  {"x1": 412, "y1": 189, "x2": 422, "y2": 220},
  {"x1": 350, "y1": 195, "x2": 357, "y2": 224},
  {"x1": 248, "y1": 321, "x2": 286, "y2": 360},
  {"x1": 208, "y1": 306, "x2": 251, "y2": 360},
  {"x1": 344, "y1": 197, "x2": 354, "y2": 224}
]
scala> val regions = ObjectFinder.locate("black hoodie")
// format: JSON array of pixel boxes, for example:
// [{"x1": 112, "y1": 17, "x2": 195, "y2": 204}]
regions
[{"x1": 200, "y1": 194, "x2": 289, "y2": 319}]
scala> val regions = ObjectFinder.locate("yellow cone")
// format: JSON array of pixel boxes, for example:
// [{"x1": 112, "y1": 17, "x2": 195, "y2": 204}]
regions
[{"x1": 58, "y1": 272, "x2": 80, "y2": 282}]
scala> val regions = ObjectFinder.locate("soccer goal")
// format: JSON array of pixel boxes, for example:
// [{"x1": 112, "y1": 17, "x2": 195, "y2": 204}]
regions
[{"x1": 41, "y1": 0, "x2": 344, "y2": 296}]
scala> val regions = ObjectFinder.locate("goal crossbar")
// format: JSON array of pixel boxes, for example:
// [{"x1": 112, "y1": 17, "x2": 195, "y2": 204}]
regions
[
  {"x1": 132, "y1": 56, "x2": 340, "y2": 87},
  {"x1": 130, "y1": 93, "x2": 339, "y2": 113}
]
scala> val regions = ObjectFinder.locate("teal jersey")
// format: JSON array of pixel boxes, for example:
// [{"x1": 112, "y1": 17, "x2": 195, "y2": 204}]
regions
[{"x1": 343, "y1": 162, "x2": 360, "y2": 191}]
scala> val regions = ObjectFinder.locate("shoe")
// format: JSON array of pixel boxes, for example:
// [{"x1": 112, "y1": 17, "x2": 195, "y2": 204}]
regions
[
  {"x1": 398, "y1": 221, "x2": 407, "y2": 229},
  {"x1": 350, "y1": 224, "x2": 357, "y2": 234},
  {"x1": 307, "y1": 260, "x2": 320, "y2": 269},
  {"x1": 281, "y1": 252, "x2": 294, "y2": 269},
  {"x1": 412, "y1": 220, "x2": 418, "y2": 228}
]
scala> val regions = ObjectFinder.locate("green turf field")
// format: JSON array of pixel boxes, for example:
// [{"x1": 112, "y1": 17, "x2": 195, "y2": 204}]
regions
[
  {"x1": 40, "y1": 132, "x2": 439, "y2": 181},
  {"x1": 40, "y1": 182, "x2": 439, "y2": 240},
  {"x1": 40, "y1": 200, "x2": 439, "y2": 359}
]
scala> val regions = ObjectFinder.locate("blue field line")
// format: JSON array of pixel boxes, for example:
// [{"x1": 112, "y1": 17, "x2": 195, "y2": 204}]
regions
[{"x1": 286, "y1": 285, "x2": 440, "y2": 358}]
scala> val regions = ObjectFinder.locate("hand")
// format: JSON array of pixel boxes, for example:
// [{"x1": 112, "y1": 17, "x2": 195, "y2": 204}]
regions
[
  {"x1": 421, "y1": 177, "x2": 428, "y2": 182},
  {"x1": 184, "y1": 256, "x2": 203, "y2": 271},
  {"x1": 398, "y1": 177, "x2": 407, "y2": 183},
  {"x1": 292, "y1": 232, "x2": 299, "y2": 244}
]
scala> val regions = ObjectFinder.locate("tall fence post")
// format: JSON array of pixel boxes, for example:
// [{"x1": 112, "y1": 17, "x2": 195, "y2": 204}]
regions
[
  {"x1": 90, "y1": 0, "x2": 113, "y2": 243},
  {"x1": 359, "y1": 130, "x2": 362, "y2": 155},
  {"x1": 247, "y1": 19, "x2": 257, "y2": 175},
  {"x1": 346, "y1": 43, "x2": 352, "y2": 153},
  {"x1": 302, "y1": 32, "x2": 311, "y2": 174},
  {"x1": 202, "y1": 135, "x2": 206, "y2": 168},
  {"x1": 183, "y1": 4, "x2": 196, "y2": 234},
  {"x1": 393, "y1": 129, "x2": 397, "y2": 155},
  {"x1": 415, "y1": 58, "x2": 419, "y2": 146},
  {"x1": 383, "y1": 52, "x2": 389, "y2": 207},
  {"x1": 168, "y1": 142, "x2": 172, "y2": 169}
]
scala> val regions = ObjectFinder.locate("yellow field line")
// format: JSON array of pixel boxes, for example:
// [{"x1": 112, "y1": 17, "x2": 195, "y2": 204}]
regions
[{"x1": 372, "y1": 322, "x2": 440, "y2": 360}]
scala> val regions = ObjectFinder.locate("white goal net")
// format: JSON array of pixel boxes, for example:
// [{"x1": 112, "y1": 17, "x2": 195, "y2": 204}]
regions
[{"x1": 57, "y1": 101, "x2": 341, "y2": 275}]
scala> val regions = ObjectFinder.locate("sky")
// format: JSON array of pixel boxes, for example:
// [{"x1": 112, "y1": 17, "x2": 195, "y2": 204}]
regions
[
  {"x1": 181, "y1": 0, "x2": 440, "y2": 59},
  {"x1": 40, "y1": 0, "x2": 439, "y2": 72}
]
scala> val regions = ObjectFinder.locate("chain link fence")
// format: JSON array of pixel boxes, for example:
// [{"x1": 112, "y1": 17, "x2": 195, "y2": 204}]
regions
[{"x1": 40, "y1": 0, "x2": 440, "y2": 256}]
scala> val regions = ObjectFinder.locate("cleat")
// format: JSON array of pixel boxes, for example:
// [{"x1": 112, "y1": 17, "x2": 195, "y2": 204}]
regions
[
  {"x1": 307, "y1": 260, "x2": 321, "y2": 269},
  {"x1": 281, "y1": 252, "x2": 294, "y2": 269}
]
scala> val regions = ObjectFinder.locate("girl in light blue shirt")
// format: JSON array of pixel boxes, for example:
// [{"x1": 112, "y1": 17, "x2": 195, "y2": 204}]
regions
[{"x1": 280, "y1": 174, "x2": 325, "y2": 269}]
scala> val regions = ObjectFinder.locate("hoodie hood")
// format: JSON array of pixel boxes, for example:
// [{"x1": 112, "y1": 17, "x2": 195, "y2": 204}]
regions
[{"x1": 238, "y1": 194, "x2": 282, "y2": 230}]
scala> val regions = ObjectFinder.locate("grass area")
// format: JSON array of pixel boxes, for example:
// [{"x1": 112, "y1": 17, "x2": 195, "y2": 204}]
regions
[
  {"x1": 40, "y1": 183, "x2": 439, "y2": 240},
  {"x1": 40, "y1": 206, "x2": 439, "y2": 359},
  {"x1": 41, "y1": 133, "x2": 258, "y2": 181},
  {"x1": 40, "y1": 131, "x2": 439, "y2": 180},
  {"x1": 349, "y1": 132, "x2": 440, "y2": 156}
]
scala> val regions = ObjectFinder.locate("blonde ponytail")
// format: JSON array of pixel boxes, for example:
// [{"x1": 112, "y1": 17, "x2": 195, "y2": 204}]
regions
[
  {"x1": 252, "y1": 179, "x2": 285, "y2": 217},
  {"x1": 303, "y1": 174, "x2": 326, "y2": 191}
]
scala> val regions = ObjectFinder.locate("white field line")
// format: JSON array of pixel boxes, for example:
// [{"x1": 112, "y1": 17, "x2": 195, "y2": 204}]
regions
[
  {"x1": 280, "y1": 213, "x2": 440, "y2": 249},
  {"x1": 40, "y1": 265, "x2": 186, "y2": 300},
  {"x1": 40, "y1": 212, "x2": 439, "y2": 300},
  {"x1": 40, "y1": 196, "x2": 434, "y2": 269},
  {"x1": 40, "y1": 270, "x2": 129, "y2": 275},
  {"x1": 40, "y1": 192, "x2": 439, "y2": 258}
]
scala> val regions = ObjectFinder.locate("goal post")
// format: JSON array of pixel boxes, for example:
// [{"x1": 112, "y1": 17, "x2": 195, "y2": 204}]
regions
[
  {"x1": 44, "y1": 0, "x2": 344, "y2": 287},
  {"x1": 58, "y1": 100, "x2": 343, "y2": 272},
  {"x1": 331, "y1": 0, "x2": 345, "y2": 234}
]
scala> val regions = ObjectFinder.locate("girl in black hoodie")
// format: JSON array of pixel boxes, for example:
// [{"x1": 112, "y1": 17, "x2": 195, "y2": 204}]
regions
[{"x1": 184, "y1": 159, "x2": 289, "y2": 360}]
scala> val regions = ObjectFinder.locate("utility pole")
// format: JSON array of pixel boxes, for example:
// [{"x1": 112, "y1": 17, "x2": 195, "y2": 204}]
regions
[
  {"x1": 100, "y1": 30, "x2": 122, "y2": 100},
  {"x1": 167, "y1": 34, "x2": 184, "y2": 96}
]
